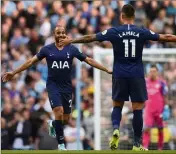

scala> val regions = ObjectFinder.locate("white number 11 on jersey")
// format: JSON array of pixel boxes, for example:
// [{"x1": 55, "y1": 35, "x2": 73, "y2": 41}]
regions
[{"x1": 123, "y1": 39, "x2": 136, "y2": 57}]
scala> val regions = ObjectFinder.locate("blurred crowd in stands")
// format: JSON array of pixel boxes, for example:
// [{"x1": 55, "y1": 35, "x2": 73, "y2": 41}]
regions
[{"x1": 1, "y1": 0, "x2": 176, "y2": 150}]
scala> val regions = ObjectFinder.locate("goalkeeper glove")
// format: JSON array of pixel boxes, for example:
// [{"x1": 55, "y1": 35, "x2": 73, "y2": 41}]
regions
[{"x1": 162, "y1": 105, "x2": 170, "y2": 121}]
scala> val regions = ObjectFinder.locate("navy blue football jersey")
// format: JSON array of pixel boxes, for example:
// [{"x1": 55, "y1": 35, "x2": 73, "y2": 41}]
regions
[
  {"x1": 96, "y1": 24, "x2": 159, "y2": 78},
  {"x1": 36, "y1": 43, "x2": 86, "y2": 92}
]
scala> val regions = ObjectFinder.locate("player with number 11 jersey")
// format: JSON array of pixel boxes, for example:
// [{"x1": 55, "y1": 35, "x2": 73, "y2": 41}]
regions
[
  {"x1": 96, "y1": 25, "x2": 159, "y2": 79},
  {"x1": 60, "y1": 4, "x2": 176, "y2": 150}
]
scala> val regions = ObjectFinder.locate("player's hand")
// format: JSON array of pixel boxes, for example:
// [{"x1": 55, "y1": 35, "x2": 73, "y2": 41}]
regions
[
  {"x1": 107, "y1": 69, "x2": 113, "y2": 74},
  {"x1": 2, "y1": 72, "x2": 15, "y2": 82},
  {"x1": 162, "y1": 105, "x2": 170, "y2": 121},
  {"x1": 59, "y1": 36, "x2": 72, "y2": 46}
]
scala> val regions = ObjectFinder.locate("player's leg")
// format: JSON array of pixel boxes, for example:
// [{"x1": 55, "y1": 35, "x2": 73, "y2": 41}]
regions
[
  {"x1": 52, "y1": 106, "x2": 66, "y2": 150},
  {"x1": 51, "y1": 113, "x2": 71, "y2": 150},
  {"x1": 109, "y1": 78, "x2": 128, "y2": 150},
  {"x1": 142, "y1": 110, "x2": 154, "y2": 149},
  {"x1": 47, "y1": 92, "x2": 67, "y2": 150},
  {"x1": 112, "y1": 101, "x2": 124, "y2": 130},
  {"x1": 62, "y1": 114, "x2": 70, "y2": 125},
  {"x1": 132, "y1": 103, "x2": 145, "y2": 148},
  {"x1": 109, "y1": 101, "x2": 124, "y2": 150},
  {"x1": 61, "y1": 93, "x2": 72, "y2": 123},
  {"x1": 158, "y1": 128, "x2": 164, "y2": 150},
  {"x1": 155, "y1": 113, "x2": 164, "y2": 150},
  {"x1": 142, "y1": 128, "x2": 151, "y2": 149},
  {"x1": 129, "y1": 78, "x2": 148, "y2": 151},
  {"x1": 48, "y1": 113, "x2": 70, "y2": 136}
]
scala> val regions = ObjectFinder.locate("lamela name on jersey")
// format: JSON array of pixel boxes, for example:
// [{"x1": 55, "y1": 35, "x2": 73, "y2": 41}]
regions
[
  {"x1": 119, "y1": 31, "x2": 139, "y2": 38},
  {"x1": 51, "y1": 61, "x2": 69, "y2": 69}
]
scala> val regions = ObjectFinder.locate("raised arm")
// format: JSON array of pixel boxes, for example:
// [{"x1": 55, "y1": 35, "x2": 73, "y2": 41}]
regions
[
  {"x1": 60, "y1": 34, "x2": 97, "y2": 46},
  {"x1": 84, "y1": 57, "x2": 112, "y2": 74},
  {"x1": 60, "y1": 28, "x2": 114, "y2": 46},
  {"x1": 71, "y1": 34, "x2": 97, "y2": 43},
  {"x1": 159, "y1": 34, "x2": 176, "y2": 42},
  {"x1": 2, "y1": 56, "x2": 39, "y2": 82}
]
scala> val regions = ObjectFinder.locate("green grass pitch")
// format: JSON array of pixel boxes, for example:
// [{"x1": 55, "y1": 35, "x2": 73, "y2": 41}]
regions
[{"x1": 1, "y1": 150, "x2": 176, "y2": 154}]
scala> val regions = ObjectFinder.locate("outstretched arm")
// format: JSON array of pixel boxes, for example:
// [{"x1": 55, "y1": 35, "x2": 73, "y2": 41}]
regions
[
  {"x1": 84, "y1": 57, "x2": 112, "y2": 74},
  {"x1": 2, "y1": 56, "x2": 39, "y2": 82},
  {"x1": 159, "y1": 34, "x2": 176, "y2": 42},
  {"x1": 60, "y1": 34, "x2": 97, "y2": 46},
  {"x1": 60, "y1": 28, "x2": 113, "y2": 46},
  {"x1": 71, "y1": 34, "x2": 97, "y2": 43}
]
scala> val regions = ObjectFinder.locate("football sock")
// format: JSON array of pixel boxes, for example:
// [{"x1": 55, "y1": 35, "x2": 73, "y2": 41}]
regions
[
  {"x1": 111, "y1": 106, "x2": 122, "y2": 130},
  {"x1": 158, "y1": 129, "x2": 164, "y2": 150},
  {"x1": 53, "y1": 120, "x2": 64, "y2": 144},
  {"x1": 142, "y1": 131, "x2": 150, "y2": 148},
  {"x1": 133, "y1": 110, "x2": 143, "y2": 146}
]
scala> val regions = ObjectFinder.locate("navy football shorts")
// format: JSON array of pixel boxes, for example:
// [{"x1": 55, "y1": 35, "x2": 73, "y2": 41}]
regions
[
  {"x1": 112, "y1": 77, "x2": 148, "y2": 102},
  {"x1": 47, "y1": 91, "x2": 72, "y2": 114}
]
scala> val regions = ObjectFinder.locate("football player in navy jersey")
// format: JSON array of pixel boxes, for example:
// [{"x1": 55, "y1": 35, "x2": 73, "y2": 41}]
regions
[
  {"x1": 2, "y1": 25, "x2": 112, "y2": 150},
  {"x1": 60, "y1": 4, "x2": 176, "y2": 151}
]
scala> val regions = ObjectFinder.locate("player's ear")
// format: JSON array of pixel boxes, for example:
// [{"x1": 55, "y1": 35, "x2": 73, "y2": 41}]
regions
[
  {"x1": 120, "y1": 13, "x2": 124, "y2": 23},
  {"x1": 132, "y1": 14, "x2": 135, "y2": 19},
  {"x1": 64, "y1": 27, "x2": 67, "y2": 34}
]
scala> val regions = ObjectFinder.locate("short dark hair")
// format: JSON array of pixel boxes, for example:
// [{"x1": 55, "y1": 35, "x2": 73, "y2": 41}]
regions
[
  {"x1": 121, "y1": 4, "x2": 135, "y2": 18},
  {"x1": 150, "y1": 64, "x2": 158, "y2": 70},
  {"x1": 54, "y1": 25, "x2": 65, "y2": 31},
  {"x1": 53, "y1": 25, "x2": 66, "y2": 34}
]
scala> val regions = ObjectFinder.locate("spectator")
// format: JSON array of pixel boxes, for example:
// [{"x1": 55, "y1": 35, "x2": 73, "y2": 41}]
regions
[
  {"x1": 64, "y1": 117, "x2": 85, "y2": 150},
  {"x1": 36, "y1": 59, "x2": 48, "y2": 81},
  {"x1": 1, "y1": 103, "x2": 15, "y2": 123},
  {"x1": 82, "y1": 105, "x2": 94, "y2": 150},
  {"x1": 2, "y1": 1, "x2": 17, "y2": 16},
  {"x1": 12, "y1": 110, "x2": 32, "y2": 150},
  {"x1": 35, "y1": 117, "x2": 58, "y2": 150},
  {"x1": 28, "y1": 29, "x2": 44, "y2": 56},
  {"x1": 151, "y1": 9, "x2": 168, "y2": 33},
  {"x1": 144, "y1": 0, "x2": 159, "y2": 22},
  {"x1": 81, "y1": 2, "x2": 90, "y2": 19},
  {"x1": 39, "y1": 18, "x2": 51, "y2": 38},
  {"x1": 33, "y1": 91, "x2": 52, "y2": 113},
  {"x1": 33, "y1": 71, "x2": 46, "y2": 93},
  {"x1": 167, "y1": 0, "x2": 176, "y2": 16},
  {"x1": 10, "y1": 28, "x2": 29, "y2": 48},
  {"x1": 90, "y1": 7, "x2": 99, "y2": 30},
  {"x1": 1, "y1": 118, "x2": 9, "y2": 149},
  {"x1": 135, "y1": 1, "x2": 147, "y2": 27}
]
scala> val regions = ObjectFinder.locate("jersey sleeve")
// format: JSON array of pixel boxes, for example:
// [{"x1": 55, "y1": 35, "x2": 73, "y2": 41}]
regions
[
  {"x1": 143, "y1": 28, "x2": 159, "y2": 41},
  {"x1": 72, "y1": 45, "x2": 87, "y2": 61},
  {"x1": 36, "y1": 47, "x2": 47, "y2": 60},
  {"x1": 96, "y1": 28, "x2": 114, "y2": 42},
  {"x1": 160, "y1": 81, "x2": 168, "y2": 96}
]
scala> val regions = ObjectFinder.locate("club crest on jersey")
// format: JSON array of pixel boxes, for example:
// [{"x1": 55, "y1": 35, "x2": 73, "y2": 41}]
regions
[
  {"x1": 67, "y1": 52, "x2": 70, "y2": 58},
  {"x1": 118, "y1": 31, "x2": 139, "y2": 38},
  {"x1": 102, "y1": 30, "x2": 107, "y2": 35},
  {"x1": 51, "y1": 61, "x2": 69, "y2": 69}
]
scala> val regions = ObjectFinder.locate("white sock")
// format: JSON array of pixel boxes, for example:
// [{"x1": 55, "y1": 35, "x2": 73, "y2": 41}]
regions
[{"x1": 49, "y1": 120, "x2": 53, "y2": 127}]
